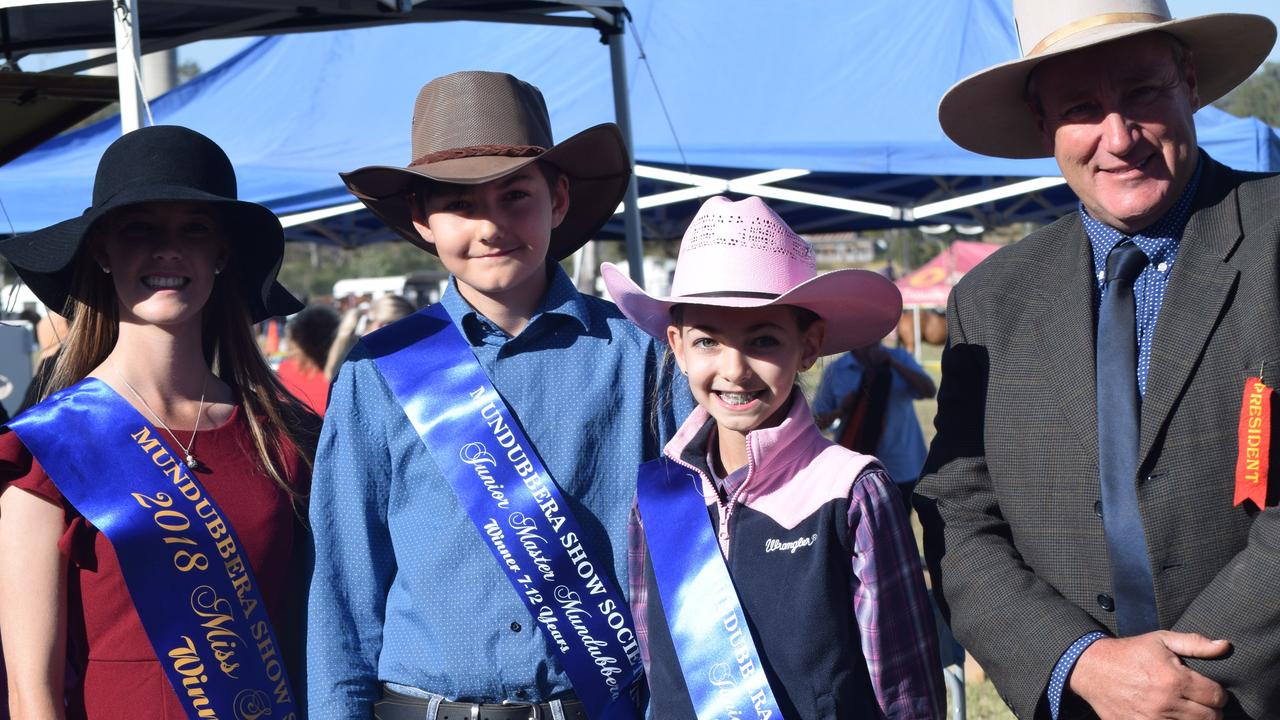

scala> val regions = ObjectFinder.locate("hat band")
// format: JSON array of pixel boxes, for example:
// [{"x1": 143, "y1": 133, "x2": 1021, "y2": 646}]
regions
[
  {"x1": 1028, "y1": 12, "x2": 1167, "y2": 57},
  {"x1": 410, "y1": 144, "x2": 546, "y2": 167},
  {"x1": 680, "y1": 290, "x2": 782, "y2": 300}
]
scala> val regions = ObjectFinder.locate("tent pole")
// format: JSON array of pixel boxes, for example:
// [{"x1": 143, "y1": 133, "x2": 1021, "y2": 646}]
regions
[
  {"x1": 111, "y1": 0, "x2": 145, "y2": 132},
  {"x1": 605, "y1": 9, "x2": 644, "y2": 288},
  {"x1": 913, "y1": 306, "x2": 922, "y2": 363}
]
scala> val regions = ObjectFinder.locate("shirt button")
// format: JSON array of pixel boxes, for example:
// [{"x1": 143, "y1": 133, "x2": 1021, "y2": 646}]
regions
[
  {"x1": 1094, "y1": 500, "x2": 1103, "y2": 518},
  {"x1": 1097, "y1": 593, "x2": 1115, "y2": 612},
  {"x1": 510, "y1": 621, "x2": 522, "y2": 632},
  {"x1": 1157, "y1": 261, "x2": 1168, "y2": 273}
]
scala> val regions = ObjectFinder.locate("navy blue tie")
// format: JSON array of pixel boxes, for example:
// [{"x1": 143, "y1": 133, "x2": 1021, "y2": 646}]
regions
[{"x1": 1096, "y1": 241, "x2": 1158, "y2": 636}]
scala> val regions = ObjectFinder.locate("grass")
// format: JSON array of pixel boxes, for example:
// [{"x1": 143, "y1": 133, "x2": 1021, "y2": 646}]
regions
[{"x1": 964, "y1": 681, "x2": 1017, "y2": 720}]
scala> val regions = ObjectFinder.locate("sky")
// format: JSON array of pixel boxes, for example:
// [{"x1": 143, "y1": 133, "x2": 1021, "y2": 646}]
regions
[{"x1": 17, "y1": 3, "x2": 1280, "y2": 82}]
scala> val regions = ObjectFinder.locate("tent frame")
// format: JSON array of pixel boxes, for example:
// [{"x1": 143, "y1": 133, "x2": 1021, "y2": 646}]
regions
[{"x1": 0, "y1": 0, "x2": 650, "y2": 283}]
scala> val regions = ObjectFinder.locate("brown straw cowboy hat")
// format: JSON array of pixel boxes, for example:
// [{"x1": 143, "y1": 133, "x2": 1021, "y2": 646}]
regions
[
  {"x1": 340, "y1": 71, "x2": 630, "y2": 261},
  {"x1": 938, "y1": 0, "x2": 1276, "y2": 159}
]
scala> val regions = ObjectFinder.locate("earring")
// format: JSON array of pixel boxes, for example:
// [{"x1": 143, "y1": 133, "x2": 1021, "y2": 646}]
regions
[
  {"x1": 214, "y1": 267, "x2": 222, "y2": 275},
  {"x1": 101, "y1": 266, "x2": 111, "y2": 274}
]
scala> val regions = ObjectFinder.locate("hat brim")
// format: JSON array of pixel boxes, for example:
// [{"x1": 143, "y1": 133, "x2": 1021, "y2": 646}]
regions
[
  {"x1": 0, "y1": 185, "x2": 302, "y2": 322},
  {"x1": 339, "y1": 123, "x2": 630, "y2": 261},
  {"x1": 601, "y1": 263, "x2": 902, "y2": 356},
  {"x1": 938, "y1": 13, "x2": 1277, "y2": 159}
]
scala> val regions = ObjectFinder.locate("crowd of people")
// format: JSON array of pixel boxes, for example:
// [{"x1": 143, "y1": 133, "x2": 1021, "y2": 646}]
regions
[{"x1": 0, "y1": 1, "x2": 1278, "y2": 719}]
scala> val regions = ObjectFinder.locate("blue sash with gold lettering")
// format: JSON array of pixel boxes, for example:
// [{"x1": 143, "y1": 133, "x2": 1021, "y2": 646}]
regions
[
  {"x1": 636, "y1": 457, "x2": 782, "y2": 720},
  {"x1": 365, "y1": 303, "x2": 644, "y2": 719},
  {"x1": 8, "y1": 378, "x2": 297, "y2": 720}
]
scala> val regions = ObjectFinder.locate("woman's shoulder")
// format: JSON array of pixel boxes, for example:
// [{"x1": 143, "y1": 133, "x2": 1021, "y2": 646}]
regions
[{"x1": 0, "y1": 427, "x2": 62, "y2": 504}]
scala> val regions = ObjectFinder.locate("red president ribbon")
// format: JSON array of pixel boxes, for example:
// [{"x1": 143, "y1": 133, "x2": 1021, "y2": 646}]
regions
[{"x1": 1234, "y1": 376, "x2": 1272, "y2": 508}]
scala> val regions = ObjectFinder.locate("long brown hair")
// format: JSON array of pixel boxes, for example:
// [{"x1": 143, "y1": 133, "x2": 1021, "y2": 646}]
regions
[{"x1": 42, "y1": 225, "x2": 317, "y2": 511}]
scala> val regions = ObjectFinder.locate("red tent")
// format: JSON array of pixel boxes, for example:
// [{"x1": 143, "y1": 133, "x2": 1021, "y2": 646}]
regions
[{"x1": 896, "y1": 240, "x2": 1002, "y2": 307}]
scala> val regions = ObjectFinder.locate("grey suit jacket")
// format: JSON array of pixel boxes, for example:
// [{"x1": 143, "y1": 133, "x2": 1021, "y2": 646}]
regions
[{"x1": 916, "y1": 154, "x2": 1280, "y2": 719}]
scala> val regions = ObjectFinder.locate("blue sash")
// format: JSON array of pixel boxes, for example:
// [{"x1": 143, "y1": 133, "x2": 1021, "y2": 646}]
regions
[
  {"x1": 635, "y1": 457, "x2": 782, "y2": 720},
  {"x1": 8, "y1": 378, "x2": 298, "y2": 720},
  {"x1": 365, "y1": 304, "x2": 644, "y2": 719}
]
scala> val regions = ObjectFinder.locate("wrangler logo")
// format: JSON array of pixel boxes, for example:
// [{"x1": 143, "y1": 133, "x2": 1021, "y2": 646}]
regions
[{"x1": 764, "y1": 534, "x2": 818, "y2": 554}]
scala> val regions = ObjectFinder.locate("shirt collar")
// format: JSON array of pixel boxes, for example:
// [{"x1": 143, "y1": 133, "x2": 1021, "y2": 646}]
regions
[
  {"x1": 705, "y1": 427, "x2": 749, "y2": 493},
  {"x1": 439, "y1": 263, "x2": 592, "y2": 345},
  {"x1": 1083, "y1": 157, "x2": 1203, "y2": 283},
  {"x1": 673, "y1": 389, "x2": 812, "y2": 497}
]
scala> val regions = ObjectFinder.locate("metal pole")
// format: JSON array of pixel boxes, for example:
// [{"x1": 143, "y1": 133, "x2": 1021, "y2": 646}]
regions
[
  {"x1": 944, "y1": 664, "x2": 966, "y2": 720},
  {"x1": 111, "y1": 0, "x2": 145, "y2": 132},
  {"x1": 605, "y1": 9, "x2": 645, "y2": 288},
  {"x1": 913, "y1": 306, "x2": 922, "y2": 363}
]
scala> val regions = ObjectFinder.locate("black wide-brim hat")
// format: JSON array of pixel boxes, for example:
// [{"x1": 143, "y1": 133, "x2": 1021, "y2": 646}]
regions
[
  {"x1": 0, "y1": 125, "x2": 303, "y2": 322},
  {"x1": 340, "y1": 71, "x2": 630, "y2": 261}
]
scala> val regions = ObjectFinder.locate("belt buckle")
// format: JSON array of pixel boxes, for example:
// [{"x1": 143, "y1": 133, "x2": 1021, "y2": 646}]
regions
[{"x1": 500, "y1": 698, "x2": 541, "y2": 720}]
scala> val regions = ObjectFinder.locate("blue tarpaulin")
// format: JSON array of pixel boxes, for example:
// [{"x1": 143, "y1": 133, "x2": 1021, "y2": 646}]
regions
[{"x1": 2, "y1": 0, "x2": 1277, "y2": 241}]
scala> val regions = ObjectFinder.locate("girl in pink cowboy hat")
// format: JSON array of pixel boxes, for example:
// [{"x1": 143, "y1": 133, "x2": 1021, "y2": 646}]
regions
[{"x1": 602, "y1": 196, "x2": 944, "y2": 719}]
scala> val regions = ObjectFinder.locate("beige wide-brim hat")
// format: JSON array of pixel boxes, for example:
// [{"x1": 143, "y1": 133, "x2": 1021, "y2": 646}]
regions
[
  {"x1": 341, "y1": 71, "x2": 630, "y2": 260},
  {"x1": 939, "y1": 0, "x2": 1276, "y2": 159}
]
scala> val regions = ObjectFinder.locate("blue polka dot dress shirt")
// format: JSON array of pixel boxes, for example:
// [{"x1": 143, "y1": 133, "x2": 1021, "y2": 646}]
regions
[
  {"x1": 1082, "y1": 159, "x2": 1203, "y2": 397},
  {"x1": 306, "y1": 265, "x2": 691, "y2": 717},
  {"x1": 1046, "y1": 159, "x2": 1203, "y2": 718}
]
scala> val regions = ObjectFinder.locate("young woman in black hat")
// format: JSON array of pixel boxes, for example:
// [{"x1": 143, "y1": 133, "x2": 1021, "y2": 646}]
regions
[{"x1": 0, "y1": 125, "x2": 315, "y2": 720}]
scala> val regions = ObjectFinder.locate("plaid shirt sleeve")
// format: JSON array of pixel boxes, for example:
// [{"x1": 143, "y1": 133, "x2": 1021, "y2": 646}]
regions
[
  {"x1": 850, "y1": 468, "x2": 947, "y2": 719},
  {"x1": 626, "y1": 500, "x2": 652, "y2": 674}
]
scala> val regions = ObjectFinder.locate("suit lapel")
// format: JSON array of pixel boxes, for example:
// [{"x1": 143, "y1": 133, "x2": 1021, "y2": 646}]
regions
[
  {"x1": 1032, "y1": 215, "x2": 1101, "y2": 463},
  {"x1": 1138, "y1": 158, "x2": 1243, "y2": 469}
]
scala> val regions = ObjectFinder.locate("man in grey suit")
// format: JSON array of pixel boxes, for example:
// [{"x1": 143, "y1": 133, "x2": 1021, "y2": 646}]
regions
[{"x1": 916, "y1": 2, "x2": 1280, "y2": 719}]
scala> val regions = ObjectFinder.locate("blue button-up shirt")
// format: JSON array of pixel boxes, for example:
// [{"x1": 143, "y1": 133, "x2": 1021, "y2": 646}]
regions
[
  {"x1": 307, "y1": 265, "x2": 691, "y2": 716},
  {"x1": 1083, "y1": 159, "x2": 1202, "y2": 397},
  {"x1": 811, "y1": 346, "x2": 930, "y2": 484}
]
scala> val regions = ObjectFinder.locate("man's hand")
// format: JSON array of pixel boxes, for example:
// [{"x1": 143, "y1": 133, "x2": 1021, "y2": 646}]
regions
[{"x1": 1068, "y1": 632, "x2": 1231, "y2": 719}]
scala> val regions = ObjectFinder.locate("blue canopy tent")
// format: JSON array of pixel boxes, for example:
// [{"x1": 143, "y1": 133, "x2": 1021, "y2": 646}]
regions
[{"x1": 1, "y1": 0, "x2": 1277, "y2": 244}]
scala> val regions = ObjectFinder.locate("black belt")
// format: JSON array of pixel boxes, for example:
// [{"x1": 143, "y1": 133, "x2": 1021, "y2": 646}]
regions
[{"x1": 374, "y1": 686, "x2": 589, "y2": 720}]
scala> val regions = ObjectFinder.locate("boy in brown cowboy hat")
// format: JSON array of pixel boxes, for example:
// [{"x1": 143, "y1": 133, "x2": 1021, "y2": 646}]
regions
[
  {"x1": 307, "y1": 71, "x2": 689, "y2": 720},
  {"x1": 917, "y1": 1, "x2": 1280, "y2": 718}
]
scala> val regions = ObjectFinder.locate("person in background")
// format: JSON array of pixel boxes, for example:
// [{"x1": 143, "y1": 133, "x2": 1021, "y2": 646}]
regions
[
  {"x1": 19, "y1": 311, "x2": 69, "y2": 413},
  {"x1": 813, "y1": 341, "x2": 936, "y2": 515},
  {"x1": 323, "y1": 293, "x2": 415, "y2": 380},
  {"x1": 34, "y1": 312, "x2": 68, "y2": 362},
  {"x1": 278, "y1": 303, "x2": 340, "y2": 415}
]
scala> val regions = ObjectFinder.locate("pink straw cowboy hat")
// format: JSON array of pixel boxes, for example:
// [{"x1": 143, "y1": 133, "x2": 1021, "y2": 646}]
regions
[
  {"x1": 938, "y1": 0, "x2": 1276, "y2": 159},
  {"x1": 601, "y1": 196, "x2": 902, "y2": 356}
]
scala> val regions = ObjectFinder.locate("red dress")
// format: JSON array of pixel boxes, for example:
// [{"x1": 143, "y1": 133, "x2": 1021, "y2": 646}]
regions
[
  {"x1": 276, "y1": 358, "x2": 331, "y2": 415},
  {"x1": 0, "y1": 407, "x2": 309, "y2": 720}
]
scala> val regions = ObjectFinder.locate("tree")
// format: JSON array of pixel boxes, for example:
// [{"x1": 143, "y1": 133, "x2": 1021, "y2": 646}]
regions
[
  {"x1": 277, "y1": 241, "x2": 446, "y2": 299},
  {"x1": 1215, "y1": 61, "x2": 1280, "y2": 127}
]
